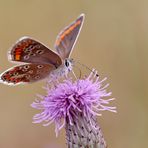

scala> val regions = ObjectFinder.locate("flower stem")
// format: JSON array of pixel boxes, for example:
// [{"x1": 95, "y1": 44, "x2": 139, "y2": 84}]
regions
[{"x1": 65, "y1": 113, "x2": 107, "y2": 148}]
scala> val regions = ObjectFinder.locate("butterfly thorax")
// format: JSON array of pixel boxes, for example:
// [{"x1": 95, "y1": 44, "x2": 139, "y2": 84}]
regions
[{"x1": 49, "y1": 58, "x2": 73, "y2": 79}]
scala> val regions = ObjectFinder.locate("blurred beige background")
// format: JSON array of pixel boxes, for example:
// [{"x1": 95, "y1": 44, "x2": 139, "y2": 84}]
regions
[{"x1": 0, "y1": 0, "x2": 148, "y2": 148}]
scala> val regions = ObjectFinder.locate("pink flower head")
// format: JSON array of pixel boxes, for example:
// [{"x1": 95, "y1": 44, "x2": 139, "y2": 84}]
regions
[{"x1": 31, "y1": 71, "x2": 116, "y2": 136}]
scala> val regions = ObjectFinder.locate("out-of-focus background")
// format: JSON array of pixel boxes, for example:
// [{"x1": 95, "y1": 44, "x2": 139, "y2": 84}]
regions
[{"x1": 0, "y1": 0, "x2": 147, "y2": 148}]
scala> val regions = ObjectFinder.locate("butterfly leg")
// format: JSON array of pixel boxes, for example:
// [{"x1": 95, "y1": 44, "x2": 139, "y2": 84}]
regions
[{"x1": 71, "y1": 70, "x2": 77, "y2": 80}]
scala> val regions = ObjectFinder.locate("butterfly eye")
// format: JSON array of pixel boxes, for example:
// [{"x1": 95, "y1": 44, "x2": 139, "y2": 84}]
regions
[{"x1": 65, "y1": 60, "x2": 69, "y2": 67}]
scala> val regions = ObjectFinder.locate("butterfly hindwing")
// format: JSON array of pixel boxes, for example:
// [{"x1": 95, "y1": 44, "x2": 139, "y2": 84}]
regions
[
  {"x1": 54, "y1": 14, "x2": 85, "y2": 59},
  {"x1": 0, "y1": 63, "x2": 56, "y2": 85},
  {"x1": 0, "y1": 14, "x2": 85, "y2": 85},
  {"x1": 9, "y1": 37, "x2": 62, "y2": 67}
]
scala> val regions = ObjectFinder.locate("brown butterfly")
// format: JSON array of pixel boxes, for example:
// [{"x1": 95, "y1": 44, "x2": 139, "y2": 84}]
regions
[{"x1": 0, "y1": 14, "x2": 85, "y2": 85}]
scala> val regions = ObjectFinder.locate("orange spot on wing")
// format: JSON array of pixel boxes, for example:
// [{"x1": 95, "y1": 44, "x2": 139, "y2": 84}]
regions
[
  {"x1": 13, "y1": 48, "x2": 23, "y2": 60},
  {"x1": 56, "y1": 20, "x2": 81, "y2": 46},
  {"x1": 4, "y1": 74, "x2": 10, "y2": 79},
  {"x1": 15, "y1": 54, "x2": 21, "y2": 60},
  {"x1": 15, "y1": 78, "x2": 22, "y2": 83},
  {"x1": 15, "y1": 51, "x2": 21, "y2": 55},
  {"x1": 10, "y1": 77, "x2": 15, "y2": 81},
  {"x1": 15, "y1": 48, "x2": 22, "y2": 52}
]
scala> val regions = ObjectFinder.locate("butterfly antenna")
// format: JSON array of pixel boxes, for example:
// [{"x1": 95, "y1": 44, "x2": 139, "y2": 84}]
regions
[
  {"x1": 71, "y1": 70, "x2": 77, "y2": 79},
  {"x1": 73, "y1": 65, "x2": 82, "y2": 79},
  {"x1": 75, "y1": 60, "x2": 99, "y2": 77}
]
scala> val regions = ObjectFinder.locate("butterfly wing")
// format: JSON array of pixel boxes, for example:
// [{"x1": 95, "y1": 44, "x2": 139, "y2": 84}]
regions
[
  {"x1": 0, "y1": 63, "x2": 55, "y2": 85},
  {"x1": 54, "y1": 14, "x2": 85, "y2": 60},
  {"x1": 9, "y1": 37, "x2": 62, "y2": 68}
]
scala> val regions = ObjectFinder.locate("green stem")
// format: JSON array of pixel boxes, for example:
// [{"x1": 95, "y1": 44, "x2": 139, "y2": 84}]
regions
[{"x1": 65, "y1": 113, "x2": 107, "y2": 148}]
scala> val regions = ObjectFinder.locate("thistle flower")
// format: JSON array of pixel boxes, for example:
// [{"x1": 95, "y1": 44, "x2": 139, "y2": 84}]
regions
[{"x1": 31, "y1": 71, "x2": 116, "y2": 147}]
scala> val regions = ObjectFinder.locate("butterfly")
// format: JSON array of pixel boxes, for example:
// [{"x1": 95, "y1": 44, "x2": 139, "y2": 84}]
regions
[{"x1": 0, "y1": 14, "x2": 85, "y2": 85}]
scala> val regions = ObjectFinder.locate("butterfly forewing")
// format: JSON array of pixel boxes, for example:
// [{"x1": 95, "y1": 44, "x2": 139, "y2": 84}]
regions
[
  {"x1": 54, "y1": 14, "x2": 85, "y2": 59},
  {"x1": 9, "y1": 37, "x2": 62, "y2": 67},
  {"x1": 0, "y1": 63, "x2": 56, "y2": 85},
  {"x1": 0, "y1": 14, "x2": 85, "y2": 85}
]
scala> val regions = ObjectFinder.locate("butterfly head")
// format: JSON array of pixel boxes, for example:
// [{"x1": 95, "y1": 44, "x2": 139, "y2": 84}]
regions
[{"x1": 64, "y1": 58, "x2": 74, "y2": 72}]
